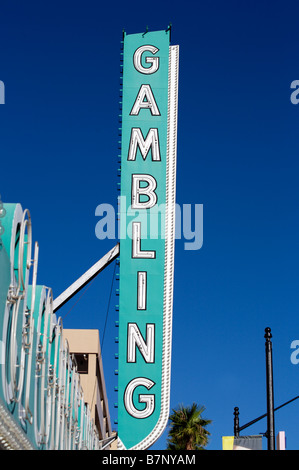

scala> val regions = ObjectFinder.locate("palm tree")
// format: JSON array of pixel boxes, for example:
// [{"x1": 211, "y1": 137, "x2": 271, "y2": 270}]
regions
[{"x1": 166, "y1": 403, "x2": 212, "y2": 450}]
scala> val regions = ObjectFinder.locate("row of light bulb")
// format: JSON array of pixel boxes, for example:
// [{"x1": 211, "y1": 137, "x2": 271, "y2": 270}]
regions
[{"x1": 0, "y1": 195, "x2": 6, "y2": 242}]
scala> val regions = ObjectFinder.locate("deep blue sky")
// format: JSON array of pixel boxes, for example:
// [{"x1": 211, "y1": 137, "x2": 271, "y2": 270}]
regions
[{"x1": 1, "y1": 0, "x2": 299, "y2": 450}]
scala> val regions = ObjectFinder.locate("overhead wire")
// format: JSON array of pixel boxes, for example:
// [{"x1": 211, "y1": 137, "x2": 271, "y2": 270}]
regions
[
  {"x1": 62, "y1": 276, "x2": 97, "y2": 321},
  {"x1": 62, "y1": 258, "x2": 117, "y2": 354},
  {"x1": 88, "y1": 259, "x2": 117, "y2": 414}
]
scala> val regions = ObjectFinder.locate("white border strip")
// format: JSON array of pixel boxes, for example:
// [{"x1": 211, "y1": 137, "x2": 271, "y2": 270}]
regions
[{"x1": 118, "y1": 44, "x2": 179, "y2": 451}]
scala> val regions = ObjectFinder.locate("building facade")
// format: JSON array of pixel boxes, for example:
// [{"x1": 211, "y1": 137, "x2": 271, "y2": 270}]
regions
[{"x1": 63, "y1": 329, "x2": 116, "y2": 449}]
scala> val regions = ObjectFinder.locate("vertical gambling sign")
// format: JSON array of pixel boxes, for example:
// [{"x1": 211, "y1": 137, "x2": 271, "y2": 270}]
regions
[{"x1": 118, "y1": 29, "x2": 179, "y2": 449}]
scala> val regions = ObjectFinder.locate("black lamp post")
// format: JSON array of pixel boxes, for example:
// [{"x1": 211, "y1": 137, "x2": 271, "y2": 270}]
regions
[
  {"x1": 233, "y1": 327, "x2": 278, "y2": 450},
  {"x1": 265, "y1": 327, "x2": 275, "y2": 450}
]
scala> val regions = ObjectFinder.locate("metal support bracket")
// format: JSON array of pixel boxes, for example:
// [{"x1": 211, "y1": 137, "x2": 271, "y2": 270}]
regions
[{"x1": 53, "y1": 243, "x2": 120, "y2": 313}]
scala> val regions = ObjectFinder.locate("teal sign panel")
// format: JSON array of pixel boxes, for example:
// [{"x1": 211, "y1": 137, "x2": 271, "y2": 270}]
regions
[{"x1": 118, "y1": 29, "x2": 179, "y2": 449}]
